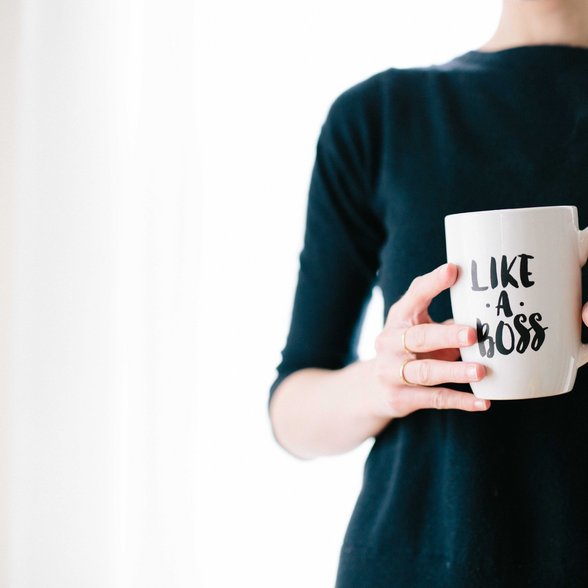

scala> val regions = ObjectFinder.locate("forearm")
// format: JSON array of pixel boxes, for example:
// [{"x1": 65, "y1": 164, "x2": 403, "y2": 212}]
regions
[{"x1": 268, "y1": 358, "x2": 391, "y2": 460}]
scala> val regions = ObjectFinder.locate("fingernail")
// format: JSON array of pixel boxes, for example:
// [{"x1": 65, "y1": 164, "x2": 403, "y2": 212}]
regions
[
  {"x1": 467, "y1": 365, "x2": 479, "y2": 380},
  {"x1": 438, "y1": 263, "x2": 448, "y2": 276},
  {"x1": 458, "y1": 328, "x2": 470, "y2": 345},
  {"x1": 475, "y1": 399, "x2": 488, "y2": 410}
]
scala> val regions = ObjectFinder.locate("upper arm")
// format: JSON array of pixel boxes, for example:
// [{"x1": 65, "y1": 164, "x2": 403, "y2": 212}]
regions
[{"x1": 268, "y1": 77, "x2": 387, "y2": 410}]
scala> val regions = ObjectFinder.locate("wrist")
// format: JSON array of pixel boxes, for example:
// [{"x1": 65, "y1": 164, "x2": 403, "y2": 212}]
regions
[{"x1": 345, "y1": 358, "x2": 392, "y2": 434}]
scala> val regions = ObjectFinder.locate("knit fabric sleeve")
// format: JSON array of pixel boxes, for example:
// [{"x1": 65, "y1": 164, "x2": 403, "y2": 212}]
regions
[{"x1": 268, "y1": 78, "x2": 387, "y2": 410}]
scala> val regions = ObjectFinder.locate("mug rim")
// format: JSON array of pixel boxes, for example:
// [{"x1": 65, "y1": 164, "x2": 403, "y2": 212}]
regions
[{"x1": 444, "y1": 204, "x2": 577, "y2": 222}]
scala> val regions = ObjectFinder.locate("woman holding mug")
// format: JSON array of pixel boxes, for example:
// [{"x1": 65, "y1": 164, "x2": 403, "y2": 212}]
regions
[{"x1": 268, "y1": 0, "x2": 588, "y2": 585}]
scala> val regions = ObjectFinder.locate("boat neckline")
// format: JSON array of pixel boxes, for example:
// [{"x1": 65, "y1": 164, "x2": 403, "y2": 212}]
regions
[
  {"x1": 469, "y1": 43, "x2": 588, "y2": 55},
  {"x1": 454, "y1": 43, "x2": 588, "y2": 67}
]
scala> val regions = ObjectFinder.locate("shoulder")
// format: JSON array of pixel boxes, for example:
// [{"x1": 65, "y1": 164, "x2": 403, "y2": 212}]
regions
[
  {"x1": 326, "y1": 68, "x2": 398, "y2": 123},
  {"x1": 324, "y1": 65, "x2": 443, "y2": 132}
]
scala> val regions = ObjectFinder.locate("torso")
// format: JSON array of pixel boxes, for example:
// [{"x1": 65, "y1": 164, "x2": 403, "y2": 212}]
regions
[{"x1": 336, "y1": 45, "x2": 588, "y2": 587}]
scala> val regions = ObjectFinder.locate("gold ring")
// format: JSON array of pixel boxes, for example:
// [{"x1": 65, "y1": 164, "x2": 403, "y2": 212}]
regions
[
  {"x1": 401, "y1": 327, "x2": 414, "y2": 354},
  {"x1": 399, "y1": 358, "x2": 415, "y2": 386}
]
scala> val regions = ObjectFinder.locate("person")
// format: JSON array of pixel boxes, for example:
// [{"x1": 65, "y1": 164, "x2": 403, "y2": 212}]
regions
[{"x1": 267, "y1": 0, "x2": 588, "y2": 585}]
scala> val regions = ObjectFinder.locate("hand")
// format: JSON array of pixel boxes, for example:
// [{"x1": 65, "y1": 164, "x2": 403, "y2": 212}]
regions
[{"x1": 369, "y1": 262, "x2": 490, "y2": 419}]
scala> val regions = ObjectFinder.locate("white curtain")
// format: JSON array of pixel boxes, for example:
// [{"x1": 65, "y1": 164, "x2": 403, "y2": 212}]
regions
[{"x1": 0, "y1": 1, "x2": 199, "y2": 586}]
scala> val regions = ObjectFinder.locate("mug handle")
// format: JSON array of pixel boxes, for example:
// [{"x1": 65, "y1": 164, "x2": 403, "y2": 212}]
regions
[{"x1": 578, "y1": 226, "x2": 588, "y2": 367}]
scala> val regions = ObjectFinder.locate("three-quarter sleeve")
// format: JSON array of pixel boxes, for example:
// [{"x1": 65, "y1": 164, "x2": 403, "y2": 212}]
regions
[{"x1": 268, "y1": 80, "x2": 387, "y2": 409}]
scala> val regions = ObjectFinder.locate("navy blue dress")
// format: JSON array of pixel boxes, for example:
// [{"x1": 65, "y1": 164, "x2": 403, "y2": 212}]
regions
[{"x1": 269, "y1": 45, "x2": 588, "y2": 586}]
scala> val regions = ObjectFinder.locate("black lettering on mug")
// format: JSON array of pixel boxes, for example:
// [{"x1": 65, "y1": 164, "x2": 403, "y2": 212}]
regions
[
  {"x1": 470, "y1": 254, "x2": 536, "y2": 291},
  {"x1": 529, "y1": 312, "x2": 548, "y2": 351},
  {"x1": 468, "y1": 252, "x2": 548, "y2": 358},
  {"x1": 513, "y1": 314, "x2": 531, "y2": 353},
  {"x1": 495, "y1": 290, "x2": 513, "y2": 318},
  {"x1": 519, "y1": 254, "x2": 534, "y2": 287},
  {"x1": 495, "y1": 321, "x2": 515, "y2": 355},
  {"x1": 476, "y1": 318, "x2": 495, "y2": 358},
  {"x1": 471, "y1": 260, "x2": 488, "y2": 291}
]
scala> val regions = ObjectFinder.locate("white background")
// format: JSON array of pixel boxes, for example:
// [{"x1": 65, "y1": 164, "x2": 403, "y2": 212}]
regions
[
  {"x1": 194, "y1": 1, "x2": 500, "y2": 587},
  {"x1": 0, "y1": 1, "x2": 199, "y2": 586}
]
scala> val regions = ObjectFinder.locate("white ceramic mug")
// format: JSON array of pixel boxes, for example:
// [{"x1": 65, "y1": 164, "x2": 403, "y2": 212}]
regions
[{"x1": 444, "y1": 205, "x2": 588, "y2": 400}]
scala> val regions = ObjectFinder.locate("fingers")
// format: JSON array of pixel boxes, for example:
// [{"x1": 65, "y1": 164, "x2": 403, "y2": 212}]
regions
[
  {"x1": 407, "y1": 387, "x2": 490, "y2": 412},
  {"x1": 376, "y1": 382, "x2": 490, "y2": 416},
  {"x1": 419, "y1": 317, "x2": 460, "y2": 359},
  {"x1": 377, "y1": 357, "x2": 485, "y2": 387},
  {"x1": 371, "y1": 352, "x2": 490, "y2": 419},
  {"x1": 404, "y1": 358, "x2": 485, "y2": 386},
  {"x1": 403, "y1": 323, "x2": 476, "y2": 353},
  {"x1": 393, "y1": 263, "x2": 458, "y2": 322},
  {"x1": 375, "y1": 322, "x2": 476, "y2": 359},
  {"x1": 370, "y1": 263, "x2": 492, "y2": 418}
]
